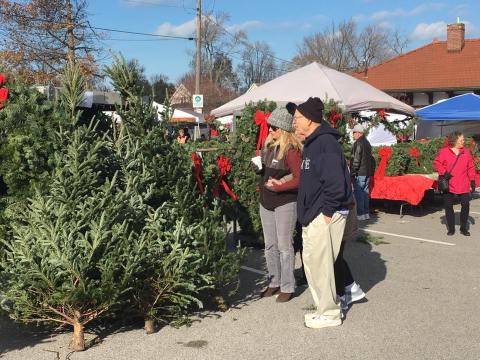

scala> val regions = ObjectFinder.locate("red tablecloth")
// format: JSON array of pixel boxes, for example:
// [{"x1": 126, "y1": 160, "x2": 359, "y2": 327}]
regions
[
  {"x1": 370, "y1": 175, "x2": 434, "y2": 205},
  {"x1": 369, "y1": 146, "x2": 480, "y2": 205}
]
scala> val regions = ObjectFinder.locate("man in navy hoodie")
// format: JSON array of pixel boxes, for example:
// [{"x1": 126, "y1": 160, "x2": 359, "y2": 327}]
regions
[{"x1": 291, "y1": 97, "x2": 353, "y2": 329}]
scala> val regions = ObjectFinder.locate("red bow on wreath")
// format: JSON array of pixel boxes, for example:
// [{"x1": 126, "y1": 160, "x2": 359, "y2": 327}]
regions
[
  {"x1": 408, "y1": 147, "x2": 420, "y2": 166},
  {"x1": 191, "y1": 152, "x2": 204, "y2": 194},
  {"x1": 254, "y1": 110, "x2": 271, "y2": 156},
  {"x1": 375, "y1": 147, "x2": 392, "y2": 179},
  {"x1": 0, "y1": 73, "x2": 9, "y2": 110},
  {"x1": 376, "y1": 109, "x2": 386, "y2": 121},
  {"x1": 213, "y1": 155, "x2": 237, "y2": 201},
  {"x1": 329, "y1": 107, "x2": 341, "y2": 128}
]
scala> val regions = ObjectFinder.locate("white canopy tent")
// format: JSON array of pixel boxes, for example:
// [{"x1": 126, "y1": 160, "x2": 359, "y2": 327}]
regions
[
  {"x1": 365, "y1": 124, "x2": 397, "y2": 147},
  {"x1": 215, "y1": 114, "x2": 233, "y2": 125},
  {"x1": 355, "y1": 110, "x2": 408, "y2": 146},
  {"x1": 152, "y1": 102, "x2": 205, "y2": 124},
  {"x1": 211, "y1": 62, "x2": 414, "y2": 117}
]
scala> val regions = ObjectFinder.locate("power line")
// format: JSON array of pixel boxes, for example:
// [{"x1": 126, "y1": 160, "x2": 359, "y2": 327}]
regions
[
  {"x1": 104, "y1": 37, "x2": 180, "y2": 42},
  {"x1": 91, "y1": 26, "x2": 194, "y2": 40},
  {"x1": 219, "y1": 47, "x2": 290, "y2": 75},
  {"x1": 0, "y1": 11, "x2": 195, "y2": 40}
]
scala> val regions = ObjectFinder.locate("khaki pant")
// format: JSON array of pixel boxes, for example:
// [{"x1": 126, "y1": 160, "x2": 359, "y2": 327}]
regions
[{"x1": 302, "y1": 212, "x2": 346, "y2": 320}]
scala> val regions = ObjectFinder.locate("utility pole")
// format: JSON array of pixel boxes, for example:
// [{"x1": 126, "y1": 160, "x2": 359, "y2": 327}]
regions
[
  {"x1": 194, "y1": 0, "x2": 202, "y2": 140},
  {"x1": 195, "y1": 0, "x2": 201, "y2": 96}
]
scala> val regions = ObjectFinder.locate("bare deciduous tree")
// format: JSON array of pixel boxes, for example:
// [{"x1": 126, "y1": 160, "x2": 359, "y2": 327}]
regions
[
  {"x1": 187, "y1": 11, "x2": 244, "y2": 91},
  {"x1": 178, "y1": 72, "x2": 237, "y2": 114},
  {"x1": 236, "y1": 41, "x2": 278, "y2": 91},
  {"x1": 0, "y1": 0, "x2": 101, "y2": 84},
  {"x1": 388, "y1": 29, "x2": 410, "y2": 56},
  {"x1": 293, "y1": 20, "x2": 357, "y2": 71},
  {"x1": 292, "y1": 19, "x2": 409, "y2": 72}
]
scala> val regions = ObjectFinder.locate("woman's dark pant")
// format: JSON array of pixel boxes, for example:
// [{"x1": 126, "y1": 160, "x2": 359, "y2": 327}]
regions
[
  {"x1": 444, "y1": 192, "x2": 470, "y2": 231},
  {"x1": 334, "y1": 241, "x2": 354, "y2": 297}
]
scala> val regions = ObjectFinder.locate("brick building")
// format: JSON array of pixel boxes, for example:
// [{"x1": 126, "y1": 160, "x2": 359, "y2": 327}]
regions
[{"x1": 353, "y1": 23, "x2": 480, "y2": 108}]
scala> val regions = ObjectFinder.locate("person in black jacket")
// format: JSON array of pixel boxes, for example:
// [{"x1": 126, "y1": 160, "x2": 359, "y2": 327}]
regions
[
  {"x1": 291, "y1": 97, "x2": 353, "y2": 329},
  {"x1": 350, "y1": 124, "x2": 373, "y2": 221}
]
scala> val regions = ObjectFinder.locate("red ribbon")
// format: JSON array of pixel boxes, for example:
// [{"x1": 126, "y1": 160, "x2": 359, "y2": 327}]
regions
[
  {"x1": 408, "y1": 147, "x2": 420, "y2": 166},
  {"x1": 0, "y1": 88, "x2": 8, "y2": 109},
  {"x1": 329, "y1": 106, "x2": 341, "y2": 127},
  {"x1": 376, "y1": 109, "x2": 386, "y2": 121},
  {"x1": 375, "y1": 147, "x2": 392, "y2": 179},
  {"x1": 254, "y1": 110, "x2": 271, "y2": 156},
  {"x1": 214, "y1": 155, "x2": 237, "y2": 201},
  {"x1": 191, "y1": 152, "x2": 204, "y2": 194},
  {"x1": 0, "y1": 74, "x2": 8, "y2": 110}
]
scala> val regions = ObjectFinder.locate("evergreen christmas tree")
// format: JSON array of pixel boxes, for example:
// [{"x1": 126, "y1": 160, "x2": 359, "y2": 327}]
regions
[
  {"x1": 1, "y1": 57, "x2": 243, "y2": 351},
  {"x1": 0, "y1": 63, "x2": 150, "y2": 351},
  {"x1": 105, "y1": 55, "x2": 243, "y2": 333},
  {"x1": 0, "y1": 75, "x2": 64, "y2": 201}
]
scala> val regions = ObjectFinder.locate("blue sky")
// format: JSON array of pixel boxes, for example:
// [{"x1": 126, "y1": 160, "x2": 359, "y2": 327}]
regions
[{"x1": 89, "y1": 0, "x2": 480, "y2": 83}]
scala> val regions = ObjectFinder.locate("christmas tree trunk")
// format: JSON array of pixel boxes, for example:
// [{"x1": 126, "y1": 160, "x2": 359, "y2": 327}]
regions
[
  {"x1": 144, "y1": 318, "x2": 155, "y2": 335},
  {"x1": 73, "y1": 316, "x2": 86, "y2": 351}
]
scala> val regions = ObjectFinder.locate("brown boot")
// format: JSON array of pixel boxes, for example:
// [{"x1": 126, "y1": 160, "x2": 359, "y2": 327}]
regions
[
  {"x1": 276, "y1": 292, "x2": 293, "y2": 303},
  {"x1": 261, "y1": 287, "x2": 280, "y2": 298}
]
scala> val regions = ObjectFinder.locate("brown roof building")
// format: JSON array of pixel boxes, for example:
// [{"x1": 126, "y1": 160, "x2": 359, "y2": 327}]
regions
[{"x1": 353, "y1": 23, "x2": 480, "y2": 108}]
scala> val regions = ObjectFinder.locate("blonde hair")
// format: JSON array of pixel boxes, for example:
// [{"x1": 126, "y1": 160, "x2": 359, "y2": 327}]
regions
[{"x1": 265, "y1": 129, "x2": 303, "y2": 160}]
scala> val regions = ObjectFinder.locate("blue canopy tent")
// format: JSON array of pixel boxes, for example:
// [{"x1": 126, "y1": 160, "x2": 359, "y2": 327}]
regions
[{"x1": 416, "y1": 93, "x2": 480, "y2": 138}]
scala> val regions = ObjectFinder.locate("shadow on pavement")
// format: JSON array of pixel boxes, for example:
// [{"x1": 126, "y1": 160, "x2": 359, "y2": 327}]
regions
[
  {"x1": 440, "y1": 214, "x2": 476, "y2": 231},
  {"x1": 370, "y1": 190, "x2": 444, "y2": 218},
  {"x1": 0, "y1": 316, "x2": 60, "y2": 357},
  {"x1": 344, "y1": 239, "x2": 387, "y2": 294}
]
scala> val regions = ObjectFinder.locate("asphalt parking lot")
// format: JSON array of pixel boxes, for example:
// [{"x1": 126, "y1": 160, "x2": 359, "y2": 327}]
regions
[{"x1": 1, "y1": 195, "x2": 479, "y2": 360}]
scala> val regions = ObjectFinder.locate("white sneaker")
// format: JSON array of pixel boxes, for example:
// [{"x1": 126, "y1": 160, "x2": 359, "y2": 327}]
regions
[
  {"x1": 357, "y1": 215, "x2": 365, "y2": 221},
  {"x1": 306, "y1": 311, "x2": 345, "y2": 322},
  {"x1": 345, "y1": 282, "x2": 366, "y2": 305},
  {"x1": 305, "y1": 314, "x2": 342, "y2": 329},
  {"x1": 364, "y1": 213, "x2": 370, "y2": 220}
]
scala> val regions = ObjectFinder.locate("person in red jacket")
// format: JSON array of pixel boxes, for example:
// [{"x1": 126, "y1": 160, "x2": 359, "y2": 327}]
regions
[{"x1": 433, "y1": 131, "x2": 476, "y2": 236}]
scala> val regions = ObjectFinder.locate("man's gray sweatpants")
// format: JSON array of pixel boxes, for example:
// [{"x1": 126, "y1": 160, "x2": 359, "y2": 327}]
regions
[{"x1": 259, "y1": 202, "x2": 297, "y2": 293}]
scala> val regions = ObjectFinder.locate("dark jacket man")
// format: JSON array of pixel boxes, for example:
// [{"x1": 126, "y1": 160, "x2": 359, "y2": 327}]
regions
[
  {"x1": 350, "y1": 127, "x2": 373, "y2": 177},
  {"x1": 297, "y1": 124, "x2": 353, "y2": 226}
]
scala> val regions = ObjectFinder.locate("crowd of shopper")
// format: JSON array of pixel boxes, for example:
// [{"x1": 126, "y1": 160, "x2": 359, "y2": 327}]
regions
[
  {"x1": 254, "y1": 98, "x2": 366, "y2": 329},
  {"x1": 254, "y1": 97, "x2": 476, "y2": 329}
]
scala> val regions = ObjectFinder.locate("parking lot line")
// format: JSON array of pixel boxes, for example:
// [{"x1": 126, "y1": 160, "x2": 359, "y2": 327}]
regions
[
  {"x1": 362, "y1": 229, "x2": 455, "y2": 246},
  {"x1": 469, "y1": 211, "x2": 480, "y2": 215},
  {"x1": 241, "y1": 265, "x2": 266, "y2": 275}
]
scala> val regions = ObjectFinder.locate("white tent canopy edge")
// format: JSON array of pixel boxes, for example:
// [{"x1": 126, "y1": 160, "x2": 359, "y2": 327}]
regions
[{"x1": 211, "y1": 62, "x2": 414, "y2": 117}]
